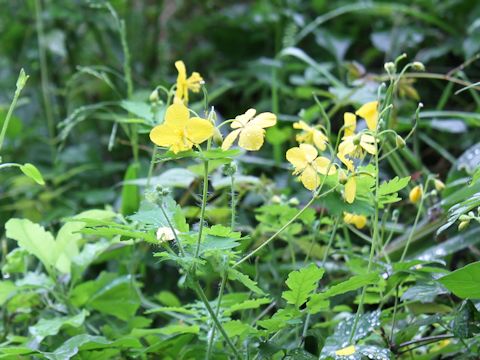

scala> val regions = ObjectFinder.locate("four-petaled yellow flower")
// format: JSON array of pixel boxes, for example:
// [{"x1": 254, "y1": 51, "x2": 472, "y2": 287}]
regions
[
  {"x1": 149, "y1": 103, "x2": 214, "y2": 154},
  {"x1": 343, "y1": 213, "x2": 367, "y2": 229},
  {"x1": 175, "y1": 60, "x2": 204, "y2": 103},
  {"x1": 293, "y1": 120, "x2": 328, "y2": 151},
  {"x1": 356, "y1": 101, "x2": 378, "y2": 131},
  {"x1": 222, "y1": 109, "x2": 277, "y2": 151},
  {"x1": 286, "y1": 144, "x2": 336, "y2": 191}
]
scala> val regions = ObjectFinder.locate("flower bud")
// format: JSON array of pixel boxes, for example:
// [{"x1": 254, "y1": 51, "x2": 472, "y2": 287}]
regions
[
  {"x1": 338, "y1": 169, "x2": 348, "y2": 185},
  {"x1": 434, "y1": 179, "x2": 445, "y2": 192},
  {"x1": 223, "y1": 162, "x2": 237, "y2": 176},
  {"x1": 289, "y1": 197, "x2": 300, "y2": 206},
  {"x1": 384, "y1": 62, "x2": 396, "y2": 75},
  {"x1": 409, "y1": 185, "x2": 422, "y2": 204},
  {"x1": 459, "y1": 214, "x2": 471, "y2": 221},
  {"x1": 396, "y1": 135, "x2": 406, "y2": 148},
  {"x1": 392, "y1": 209, "x2": 400, "y2": 222},
  {"x1": 149, "y1": 89, "x2": 159, "y2": 103},
  {"x1": 271, "y1": 195, "x2": 282, "y2": 204},
  {"x1": 458, "y1": 220, "x2": 470, "y2": 231},
  {"x1": 412, "y1": 62, "x2": 425, "y2": 72}
]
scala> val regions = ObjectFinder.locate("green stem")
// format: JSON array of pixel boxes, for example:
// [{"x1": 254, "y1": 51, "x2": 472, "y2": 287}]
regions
[
  {"x1": 34, "y1": 0, "x2": 56, "y2": 158},
  {"x1": 230, "y1": 174, "x2": 236, "y2": 229},
  {"x1": 194, "y1": 161, "x2": 210, "y2": 259},
  {"x1": 0, "y1": 70, "x2": 28, "y2": 153},
  {"x1": 193, "y1": 282, "x2": 241, "y2": 359},
  {"x1": 205, "y1": 274, "x2": 228, "y2": 359}
]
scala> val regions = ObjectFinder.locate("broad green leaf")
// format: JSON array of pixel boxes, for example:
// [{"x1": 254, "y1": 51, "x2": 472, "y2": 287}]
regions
[
  {"x1": 438, "y1": 261, "x2": 480, "y2": 299},
  {"x1": 452, "y1": 300, "x2": 480, "y2": 339},
  {"x1": 223, "y1": 320, "x2": 257, "y2": 338},
  {"x1": 20, "y1": 163, "x2": 45, "y2": 185},
  {"x1": 29, "y1": 310, "x2": 89, "y2": 342},
  {"x1": 282, "y1": 264, "x2": 325, "y2": 308},
  {"x1": 0, "y1": 281, "x2": 16, "y2": 306}
]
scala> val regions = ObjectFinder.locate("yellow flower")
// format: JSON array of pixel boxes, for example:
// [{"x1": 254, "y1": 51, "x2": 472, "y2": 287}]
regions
[
  {"x1": 286, "y1": 144, "x2": 336, "y2": 191},
  {"x1": 174, "y1": 60, "x2": 204, "y2": 103},
  {"x1": 409, "y1": 185, "x2": 423, "y2": 204},
  {"x1": 221, "y1": 109, "x2": 276, "y2": 151},
  {"x1": 343, "y1": 213, "x2": 367, "y2": 230},
  {"x1": 356, "y1": 101, "x2": 378, "y2": 131},
  {"x1": 149, "y1": 103, "x2": 214, "y2": 154},
  {"x1": 335, "y1": 345, "x2": 356, "y2": 356},
  {"x1": 293, "y1": 120, "x2": 328, "y2": 151},
  {"x1": 344, "y1": 177, "x2": 356, "y2": 204}
]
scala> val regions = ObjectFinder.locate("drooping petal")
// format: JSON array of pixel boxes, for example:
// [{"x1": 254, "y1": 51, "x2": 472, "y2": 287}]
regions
[
  {"x1": 187, "y1": 72, "x2": 203, "y2": 92},
  {"x1": 344, "y1": 112, "x2": 357, "y2": 137},
  {"x1": 313, "y1": 157, "x2": 336, "y2": 175},
  {"x1": 249, "y1": 112, "x2": 277, "y2": 128},
  {"x1": 286, "y1": 147, "x2": 309, "y2": 170},
  {"x1": 175, "y1": 60, "x2": 187, "y2": 101},
  {"x1": 293, "y1": 121, "x2": 310, "y2": 131},
  {"x1": 165, "y1": 103, "x2": 190, "y2": 127},
  {"x1": 149, "y1": 123, "x2": 179, "y2": 147},
  {"x1": 344, "y1": 177, "x2": 356, "y2": 203},
  {"x1": 299, "y1": 143, "x2": 318, "y2": 163},
  {"x1": 221, "y1": 129, "x2": 242, "y2": 150},
  {"x1": 185, "y1": 117, "x2": 214, "y2": 144},
  {"x1": 238, "y1": 126, "x2": 265, "y2": 151},
  {"x1": 175, "y1": 60, "x2": 187, "y2": 81},
  {"x1": 360, "y1": 134, "x2": 377, "y2": 155},
  {"x1": 343, "y1": 213, "x2": 366, "y2": 229},
  {"x1": 356, "y1": 101, "x2": 378, "y2": 131},
  {"x1": 338, "y1": 138, "x2": 356, "y2": 156},
  {"x1": 337, "y1": 151, "x2": 355, "y2": 172},
  {"x1": 300, "y1": 166, "x2": 319, "y2": 191},
  {"x1": 232, "y1": 109, "x2": 256, "y2": 128},
  {"x1": 313, "y1": 130, "x2": 328, "y2": 151}
]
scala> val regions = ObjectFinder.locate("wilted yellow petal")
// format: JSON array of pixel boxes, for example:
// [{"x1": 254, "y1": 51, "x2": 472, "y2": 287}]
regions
[
  {"x1": 238, "y1": 126, "x2": 265, "y2": 151},
  {"x1": 344, "y1": 177, "x2": 356, "y2": 203},
  {"x1": 409, "y1": 185, "x2": 422, "y2": 204},
  {"x1": 356, "y1": 101, "x2": 378, "y2": 131},
  {"x1": 250, "y1": 112, "x2": 277, "y2": 128},
  {"x1": 185, "y1": 117, "x2": 214, "y2": 144},
  {"x1": 165, "y1": 103, "x2": 190, "y2": 127},
  {"x1": 344, "y1": 112, "x2": 356, "y2": 137},
  {"x1": 335, "y1": 345, "x2": 356, "y2": 356},
  {"x1": 286, "y1": 147, "x2": 309, "y2": 170},
  {"x1": 149, "y1": 123, "x2": 179, "y2": 147},
  {"x1": 221, "y1": 129, "x2": 241, "y2": 150},
  {"x1": 300, "y1": 166, "x2": 319, "y2": 190},
  {"x1": 313, "y1": 157, "x2": 336, "y2": 175}
]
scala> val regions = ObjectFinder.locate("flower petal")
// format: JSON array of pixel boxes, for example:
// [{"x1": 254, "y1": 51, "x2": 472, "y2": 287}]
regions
[
  {"x1": 299, "y1": 143, "x2": 318, "y2": 163},
  {"x1": 232, "y1": 109, "x2": 256, "y2": 128},
  {"x1": 286, "y1": 147, "x2": 308, "y2": 170},
  {"x1": 313, "y1": 157, "x2": 336, "y2": 175},
  {"x1": 250, "y1": 112, "x2": 277, "y2": 128},
  {"x1": 344, "y1": 177, "x2": 356, "y2": 203},
  {"x1": 185, "y1": 117, "x2": 214, "y2": 144},
  {"x1": 165, "y1": 103, "x2": 190, "y2": 127},
  {"x1": 293, "y1": 120, "x2": 310, "y2": 131},
  {"x1": 356, "y1": 101, "x2": 378, "y2": 131},
  {"x1": 337, "y1": 151, "x2": 355, "y2": 172},
  {"x1": 313, "y1": 130, "x2": 328, "y2": 151},
  {"x1": 360, "y1": 134, "x2": 377, "y2": 154},
  {"x1": 238, "y1": 126, "x2": 265, "y2": 151},
  {"x1": 149, "y1": 123, "x2": 179, "y2": 147},
  {"x1": 221, "y1": 129, "x2": 241, "y2": 150},
  {"x1": 300, "y1": 166, "x2": 319, "y2": 191},
  {"x1": 344, "y1": 112, "x2": 357, "y2": 137}
]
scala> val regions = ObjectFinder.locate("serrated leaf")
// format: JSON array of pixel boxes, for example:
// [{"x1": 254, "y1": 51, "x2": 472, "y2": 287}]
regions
[
  {"x1": 228, "y1": 268, "x2": 265, "y2": 295},
  {"x1": 378, "y1": 176, "x2": 410, "y2": 196},
  {"x1": 282, "y1": 264, "x2": 325, "y2": 308}
]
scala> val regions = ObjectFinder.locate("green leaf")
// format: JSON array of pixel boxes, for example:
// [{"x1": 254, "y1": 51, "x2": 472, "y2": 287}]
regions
[
  {"x1": 378, "y1": 176, "x2": 411, "y2": 196},
  {"x1": 121, "y1": 163, "x2": 140, "y2": 216},
  {"x1": 438, "y1": 261, "x2": 480, "y2": 299},
  {"x1": 0, "y1": 281, "x2": 16, "y2": 306},
  {"x1": 282, "y1": 264, "x2": 325, "y2": 308},
  {"x1": 228, "y1": 268, "x2": 265, "y2": 295},
  {"x1": 224, "y1": 297, "x2": 271, "y2": 316},
  {"x1": 452, "y1": 300, "x2": 480, "y2": 339},
  {"x1": 29, "y1": 310, "x2": 89, "y2": 342},
  {"x1": 19, "y1": 163, "x2": 45, "y2": 185}
]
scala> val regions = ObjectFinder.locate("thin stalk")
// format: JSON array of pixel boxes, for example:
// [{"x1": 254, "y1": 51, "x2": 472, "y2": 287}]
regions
[
  {"x1": 194, "y1": 160, "x2": 210, "y2": 259},
  {"x1": 230, "y1": 174, "x2": 236, "y2": 229},
  {"x1": 193, "y1": 282, "x2": 241, "y2": 359},
  {"x1": 34, "y1": 0, "x2": 56, "y2": 158},
  {"x1": 0, "y1": 70, "x2": 28, "y2": 153},
  {"x1": 205, "y1": 274, "x2": 228, "y2": 359}
]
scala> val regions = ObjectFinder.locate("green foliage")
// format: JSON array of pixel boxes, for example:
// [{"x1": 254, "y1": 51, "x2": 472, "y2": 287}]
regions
[
  {"x1": 282, "y1": 264, "x2": 325, "y2": 308},
  {"x1": 439, "y1": 261, "x2": 480, "y2": 299}
]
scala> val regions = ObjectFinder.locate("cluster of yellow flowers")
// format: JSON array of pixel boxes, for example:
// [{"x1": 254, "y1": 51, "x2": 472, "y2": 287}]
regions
[{"x1": 149, "y1": 61, "x2": 277, "y2": 154}]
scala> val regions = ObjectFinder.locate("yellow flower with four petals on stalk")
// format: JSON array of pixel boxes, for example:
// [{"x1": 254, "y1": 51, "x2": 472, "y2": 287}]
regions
[
  {"x1": 286, "y1": 144, "x2": 336, "y2": 191},
  {"x1": 338, "y1": 112, "x2": 377, "y2": 166},
  {"x1": 356, "y1": 100, "x2": 379, "y2": 131},
  {"x1": 221, "y1": 109, "x2": 277, "y2": 151},
  {"x1": 149, "y1": 103, "x2": 214, "y2": 154},
  {"x1": 174, "y1": 60, "x2": 204, "y2": 103},
  {"x1": 293, "y1": 120, "x2": 328, "y2": 151},
  {"x1": 343, "y1": 212, "x2": 367, "y2": 230}
]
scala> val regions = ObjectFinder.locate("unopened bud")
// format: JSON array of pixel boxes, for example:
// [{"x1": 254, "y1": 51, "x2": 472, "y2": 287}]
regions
[
  {"x1": 271, "y1": 195, "x2": 282, "y2": 204},
  {"x1": 458, "y1": 220, "x2": 470, "y2": 231},
  {"x1": 409, "y1": 185, "x2": 422, "y2": 204},
  {"x1": 384, "y1": 62, "x2": 396, "y2": 75},
  {"x1": 338, "y1": 169, "x2": 348, "y2": 185},
  {"x1": 396, "y1": 135, "x2": 406, "y2": 148},
  {"x1": 434, "y1": 179, "x2": 445, "y2": 192},
  {"x1": 149, "y1": 89, "x2": 159, "y2": 103},
  {"x1": 213, "y1": 127, "x2": 223, "y2": 146},
  {"x1": 223, "y1": 162, "x2": 237, "y2": 176},
  {"x1": 289, "y1": 197, "x2": 300, "y2": 206},
  {"x1": 459, "y1": 214, "x2": 471, "y2": 221},
  {"x1": 412, "y1": 62, "x2": 425, "y2": 72}
]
